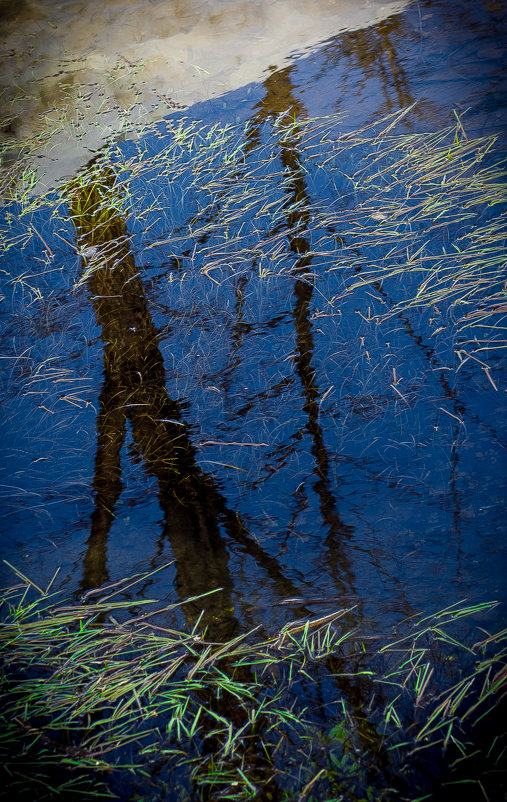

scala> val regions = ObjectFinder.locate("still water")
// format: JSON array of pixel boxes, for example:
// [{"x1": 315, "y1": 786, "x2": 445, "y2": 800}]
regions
[{"x1": 0, "y1": 0, "x2": 506, "y2": 642}]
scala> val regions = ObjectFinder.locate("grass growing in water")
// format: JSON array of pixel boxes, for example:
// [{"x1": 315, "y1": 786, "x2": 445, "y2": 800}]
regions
[
  {"x1": 1, "y1": 106, "x2": 506, "y2": 372},
  {"x1": 0, "y1": 564, "x2": 505, "y2": 800},
  {"x1": 0, "y1": 107, "x2": 506, "y2": 799}
]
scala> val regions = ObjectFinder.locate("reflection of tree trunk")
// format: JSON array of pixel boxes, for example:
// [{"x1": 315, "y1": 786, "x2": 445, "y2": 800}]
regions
[
  {"x1": 249, "y1": 68, "x2": 355, "y2": 597},
  {"x1": 82, "y1": 366, "x2": 126, "y2": 590},
  {"x1": 218, "y1": 275, "x2": 252, "y2": 404},
  {"x1": 69, "y1": 162, "x2": 304, "y2": 637},
  {"x1": 67, "y1": 166, "x2": 232, "y2": 633},
  {"x1": 67, "y1": 165, "x2": 310, "y2": 796},
  {"x1": 242, "y1": 68, "x2": 402, "y2": 780}
]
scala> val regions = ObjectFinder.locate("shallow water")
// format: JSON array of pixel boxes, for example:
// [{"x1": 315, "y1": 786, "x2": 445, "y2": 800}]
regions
[
  {"x1": 1, "y1": 0, "x2": 506, "y2": 644},
  {"x1": 0, "y1": 0, "x2": 409, "y2": 189}
]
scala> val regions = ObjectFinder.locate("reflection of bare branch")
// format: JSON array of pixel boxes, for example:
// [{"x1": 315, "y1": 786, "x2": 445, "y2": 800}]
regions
[{"x1": 319, "y1": 18, "x2": 416, "y2": 118}]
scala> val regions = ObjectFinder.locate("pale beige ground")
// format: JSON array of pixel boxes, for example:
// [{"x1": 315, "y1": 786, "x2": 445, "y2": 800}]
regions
[{"x1": 0, "y1": 0, "x2": 409, "y2": 191}]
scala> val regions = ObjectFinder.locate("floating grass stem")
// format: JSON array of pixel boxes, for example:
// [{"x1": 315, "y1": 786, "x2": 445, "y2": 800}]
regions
[{"x1": 1, "y1": 568, "x2": 505, "y2": 800}]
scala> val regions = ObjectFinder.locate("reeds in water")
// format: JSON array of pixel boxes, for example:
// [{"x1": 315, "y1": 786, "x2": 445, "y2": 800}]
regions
[{"x1": 1, "y1": 564, "x2": 505, "y2": 800}]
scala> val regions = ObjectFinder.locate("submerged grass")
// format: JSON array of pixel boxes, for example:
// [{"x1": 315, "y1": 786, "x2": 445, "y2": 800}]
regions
[
  {"x1": 0, "y1": 106, "x2": 506, "y2": 798},
  {"x1": 1, "y1": 106, "x2": 506, "y2": 372},
  {"x1": 1, "y1": 565, "x2": 505, "y2": 801}
]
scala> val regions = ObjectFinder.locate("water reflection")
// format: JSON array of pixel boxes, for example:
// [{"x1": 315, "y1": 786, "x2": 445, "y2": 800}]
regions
[
  {"x1": 318, "y1": 14, "x2": 415, "y2": 117},
  {"x1": 0, "y1": 0, "x2": 503, "y2": 651},
  {"x1": 247, "y1": 67, "x2": 356, "y2": 599},
  {"x1": 237, "y1": 66, "x2": 395, "y2": 765},
  {"x1": 68, "y1": 161, "x2": 305, "y2": 637}
]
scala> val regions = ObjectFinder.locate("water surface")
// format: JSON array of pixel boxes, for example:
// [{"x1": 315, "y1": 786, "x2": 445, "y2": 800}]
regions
[{"x1": 0, "y1": 0, "x2": 506, "y2": 644}]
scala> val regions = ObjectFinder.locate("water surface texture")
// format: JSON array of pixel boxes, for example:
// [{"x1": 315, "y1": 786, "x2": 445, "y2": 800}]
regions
[{"x1": 0, "y1": 0, "x2": 506, "y2": 641}]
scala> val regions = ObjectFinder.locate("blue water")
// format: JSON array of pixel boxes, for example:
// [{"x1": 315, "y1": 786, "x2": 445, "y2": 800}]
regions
[{"x1": 1, "y1": 0, "x2": 506, "y2": 642}]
